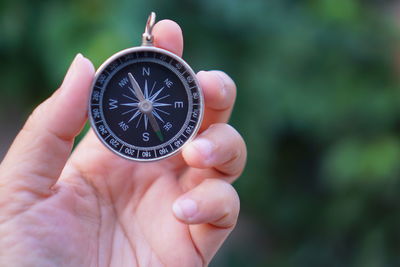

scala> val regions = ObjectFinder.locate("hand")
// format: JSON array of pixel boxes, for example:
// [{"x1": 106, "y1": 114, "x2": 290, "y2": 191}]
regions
[{"x1": 0, "y1": 20, "x2": 246, "y2": 267}]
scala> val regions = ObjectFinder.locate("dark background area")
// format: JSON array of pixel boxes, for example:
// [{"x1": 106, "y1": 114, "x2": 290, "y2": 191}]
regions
[{"x1": 2, "y1": 0, "x2": 400, "y2": 266}]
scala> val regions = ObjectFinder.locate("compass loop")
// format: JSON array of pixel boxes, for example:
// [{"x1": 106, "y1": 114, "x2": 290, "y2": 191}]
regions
[{"x1": 142, "y1": 12, "x2": 156, "y2": 46}]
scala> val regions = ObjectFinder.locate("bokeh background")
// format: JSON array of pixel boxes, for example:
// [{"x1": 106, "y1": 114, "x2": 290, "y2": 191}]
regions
[{"x1": 2, "y1": 0, "x2": 400, "y2": 266}]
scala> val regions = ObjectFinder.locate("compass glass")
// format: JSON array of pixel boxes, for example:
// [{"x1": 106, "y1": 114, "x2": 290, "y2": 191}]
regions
[{"x1": 89, "y1": 48, "x2": 203, "y2": 161}]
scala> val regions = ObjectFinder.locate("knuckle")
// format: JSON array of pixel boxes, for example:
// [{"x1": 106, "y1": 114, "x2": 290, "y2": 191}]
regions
[
  {"x1": 26, "y1": 95, "x2": 55, "y2": 129},
  {"x1": 25, "y1": 102, "x2": 46, "y2": 131},
  {"x1": 217, "y1": 181, "x2": 240, "y2": 226},
  {"x1": 222, "y1": 124, "x2": 246, "y2": 155},
  {"x1": 206, "y1": 123, "x2": 247, "y2": 177}
]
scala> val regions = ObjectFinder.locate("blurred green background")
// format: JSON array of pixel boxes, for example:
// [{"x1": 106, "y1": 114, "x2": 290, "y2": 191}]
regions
[{"x1": 2, "y1": 0, "x2": 400, "y2": 266}]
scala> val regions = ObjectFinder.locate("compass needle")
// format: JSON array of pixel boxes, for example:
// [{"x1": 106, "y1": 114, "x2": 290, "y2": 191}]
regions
[
  {"x1": 144, "y1": 114, "x2": 149, "y2": 130},
  {"x1": 144, "y1": 79, "x2": 149, "y2": 99},
  {"x1": 128, "y1": 73, "x2": 146, "y2": 102},
  {"x1": 128, "y1": 87, "x2": 138, "y2": 98},
  {"x1": 89, "y1": 12, "x2": 203, "y2": 161},
  {"x1": 148, "y1": 112, "x2": 164, "y2": 141},
  {"x1": 156, "y1": 131, "x2": 164, "y2": 142}
]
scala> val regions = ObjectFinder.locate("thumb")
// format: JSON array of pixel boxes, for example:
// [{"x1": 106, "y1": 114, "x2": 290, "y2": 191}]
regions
[{"x1": 0, "y1": 54, "x2": 94, "y2": 197}]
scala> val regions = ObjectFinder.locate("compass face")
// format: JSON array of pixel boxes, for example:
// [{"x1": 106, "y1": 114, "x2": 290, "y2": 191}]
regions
[{"x1": 89, "y1": 47, "x2": 203, "y2": 161}]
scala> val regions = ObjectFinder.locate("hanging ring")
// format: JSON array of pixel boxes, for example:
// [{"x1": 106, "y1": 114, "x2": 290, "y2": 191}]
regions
[{"x1": 142, "y1": 12, "x2": 156, "y2": 46}]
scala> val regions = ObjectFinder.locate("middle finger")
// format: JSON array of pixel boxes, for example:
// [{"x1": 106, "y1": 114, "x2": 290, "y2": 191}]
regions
[{"x1": 197, "y1": 70, "x2": 237, "y2": 132}]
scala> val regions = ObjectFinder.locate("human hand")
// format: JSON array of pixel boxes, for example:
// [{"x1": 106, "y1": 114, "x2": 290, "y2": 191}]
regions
[{"x1": 0, "y1": 20, "x2": 246, "y2": 267}]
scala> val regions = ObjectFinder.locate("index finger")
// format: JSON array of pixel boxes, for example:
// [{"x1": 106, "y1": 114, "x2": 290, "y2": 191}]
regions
[{"x1": 153, "y1": 19, "x2": 184, "y2": 57}]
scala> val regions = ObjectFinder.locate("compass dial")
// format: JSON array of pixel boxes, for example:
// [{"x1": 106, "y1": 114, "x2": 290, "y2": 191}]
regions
[{"x1": 89, "y1": 47, "x2": 203, "y2": 161}]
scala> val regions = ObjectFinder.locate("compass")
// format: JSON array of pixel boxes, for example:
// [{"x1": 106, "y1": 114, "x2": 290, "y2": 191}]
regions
[{"x1": 89, "y1": 12, "x2": 204, "y2": 161}]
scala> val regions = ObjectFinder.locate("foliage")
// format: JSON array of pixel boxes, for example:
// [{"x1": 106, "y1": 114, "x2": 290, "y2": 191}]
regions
[{"x1": 1, "y1": 0, "x2": 400, "y2": 266}]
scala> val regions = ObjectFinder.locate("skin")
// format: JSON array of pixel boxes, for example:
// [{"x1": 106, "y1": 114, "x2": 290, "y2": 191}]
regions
[{"x1": 0, "y1": 20, "x2": 247, "y2": 267}]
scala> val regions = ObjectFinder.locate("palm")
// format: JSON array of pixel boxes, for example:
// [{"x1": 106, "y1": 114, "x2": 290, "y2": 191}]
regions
[{"x1": 21, "y1": 131, "x2": 205, "y2": 266}]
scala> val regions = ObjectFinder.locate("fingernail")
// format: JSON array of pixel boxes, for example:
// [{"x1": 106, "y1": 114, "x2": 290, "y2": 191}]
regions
[
  {"x1": 173, "y1": 198, "x2": 198, "y2": 221},
  {"x1": 213, "y1": 71, "x2": 229, "y2": 99},
  {"x1": 190, "y1": 138, "x2": 216, "y2": 165},
  {"x1": 61, "y1": 53, "x2": 84, "y2": 89}
]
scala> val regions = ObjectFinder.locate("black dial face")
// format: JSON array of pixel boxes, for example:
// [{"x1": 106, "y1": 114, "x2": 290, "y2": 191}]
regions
[{"x1": 89, "y1": 47, "x2": 203, "y2": 161}]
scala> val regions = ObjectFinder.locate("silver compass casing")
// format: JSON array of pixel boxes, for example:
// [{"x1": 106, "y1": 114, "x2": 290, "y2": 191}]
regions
[{"x1": 88, "y1": 46, "x2": 204, "y2": 162}]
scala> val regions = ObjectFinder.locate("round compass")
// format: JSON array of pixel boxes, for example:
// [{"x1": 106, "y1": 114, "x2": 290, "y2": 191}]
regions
[{"x1": 89, "y1": 13, "x2": 203, "y2": 161}]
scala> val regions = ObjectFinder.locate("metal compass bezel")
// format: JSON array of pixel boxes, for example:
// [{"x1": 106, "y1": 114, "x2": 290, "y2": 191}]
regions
[{"x1": 88, "y1": 46, "x2": 204, "y2": 162}]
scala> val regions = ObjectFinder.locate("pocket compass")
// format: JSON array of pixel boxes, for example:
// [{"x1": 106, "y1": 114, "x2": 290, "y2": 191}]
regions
[{"x1": 89, "y1": 12, "x2": 204, "y2": 161}]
